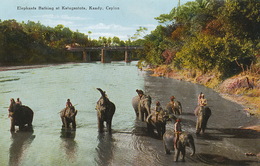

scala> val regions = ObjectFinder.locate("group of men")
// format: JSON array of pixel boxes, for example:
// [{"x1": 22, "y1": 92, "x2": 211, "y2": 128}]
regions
[
  {"x1": 8, "y1": 98, "x2": 22, "y2": 117},
  {"x1": 8, "y1": 98, "x2": 22, "y2": 110}
]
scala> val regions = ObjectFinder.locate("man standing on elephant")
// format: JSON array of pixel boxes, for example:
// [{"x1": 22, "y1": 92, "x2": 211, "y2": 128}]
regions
[
  {"x1": 198, "y1": 92, "x2": 203, "y2": 105},
  {"x1": 196, "y1": 94, "x2": 210, "y2": 134},
  {"x1": 136, "y1": 89, "x2": 152, "y2": 121},
  {"x1": 8, "y1": 98, "x2": 16, "y2": 117},
  {"x1": 16, "y1": 98, "x2": 22, "y2": 105},
  {"x1": 174, "y1": 118, "x2": 182, "y2": 149},
  {"x1": 155, "y1": 101, "x2": 165, "y2": 121},
  {"x1": 199, "y1": 94, "x2": 207, "y2": 106},
  {"x1": 136, "y1": 89, "x2": 144, "y2": 99},
  {"x1": 66, "y1": 99, "x2": 73, "y2": 108},
  {"x1": 170, "y1": 96, "x2": 176, "y2": 109}
]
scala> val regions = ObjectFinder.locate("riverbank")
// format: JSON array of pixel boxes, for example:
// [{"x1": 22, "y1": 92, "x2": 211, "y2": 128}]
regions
[{"x1": 148, "y1": 65, "x2": 260, "y2": 119}]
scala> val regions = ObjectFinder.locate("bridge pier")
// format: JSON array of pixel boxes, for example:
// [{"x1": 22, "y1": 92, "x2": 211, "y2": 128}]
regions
[
  {"x1": 124, "y1": 50, "x2": 131, "y2": 63},
  {"x1": 68, "y1": 46, "x2": 143, "y2": 63},
  {"x1": 101, "y1": 49, "x2": 111, "y2": 63},
  {"x1": 83, "y1": 50, "x2": 91, "y2": 62}
]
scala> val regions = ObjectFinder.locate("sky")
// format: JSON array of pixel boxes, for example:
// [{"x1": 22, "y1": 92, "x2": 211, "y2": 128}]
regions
[{"x1": 1, "y1": 0, "x2": 191, "y2": 40}]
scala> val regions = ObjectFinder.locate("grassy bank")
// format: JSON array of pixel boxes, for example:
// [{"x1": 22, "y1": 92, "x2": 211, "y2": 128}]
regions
[{"x1": 147, "y1": 65, "x2": 260, "y2": 118}]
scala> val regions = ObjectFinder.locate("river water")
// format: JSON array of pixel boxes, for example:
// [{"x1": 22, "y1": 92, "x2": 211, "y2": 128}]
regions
[{"x1": 0, "y1": 61, "x2": 259, "y2": 166}]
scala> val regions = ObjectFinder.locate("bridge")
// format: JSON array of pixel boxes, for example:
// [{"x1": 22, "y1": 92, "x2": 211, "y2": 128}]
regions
[{"x1": 67, "y1": 46, "x2": 144, "y2": 63}]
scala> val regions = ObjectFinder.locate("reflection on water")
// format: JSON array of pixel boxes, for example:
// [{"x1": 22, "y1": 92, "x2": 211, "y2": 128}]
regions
[
  {"x1": 95, "y1": 133, "x2": 115, "y2": 166},
  {"x1": 0, "y1": 77, "x2": 20, "y2": 83},
  {"x1": 60, "y1": 129, "x2": 77, "y2": 162},
  {"x1": 9, "y1": 129, "x2": 35, "y2": 166}
]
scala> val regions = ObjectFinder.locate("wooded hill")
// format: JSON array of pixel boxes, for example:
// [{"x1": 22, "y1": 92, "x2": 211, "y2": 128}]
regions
[{"x1": 138, "y1": 0, "x2": 259, "y2": 79}]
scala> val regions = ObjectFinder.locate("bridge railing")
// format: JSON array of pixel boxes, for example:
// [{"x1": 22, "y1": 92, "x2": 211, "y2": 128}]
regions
[{"x1": 66, "y1": 46, "x2": 144, "y2": 51}]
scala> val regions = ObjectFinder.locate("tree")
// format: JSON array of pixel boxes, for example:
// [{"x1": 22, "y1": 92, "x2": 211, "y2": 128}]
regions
[{"x1": 131, "y1": 26, "x2": 148, "y2": 40}]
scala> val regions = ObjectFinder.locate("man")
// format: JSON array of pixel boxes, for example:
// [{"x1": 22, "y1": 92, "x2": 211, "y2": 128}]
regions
[
  {"x1": 170, "y1": 96, "x2": 176, "y2": 107},
  {"x1": 66, "y1": 99, "x2": 73, "y2": 108},
  {"x1": 155, "y1": 101, "x2": 165, "y2": 121},
  {"x1": 174, "y1": 118, "x2": 182, "y2": 149},
  {"x1": 136, "y1": 89, "x2": 144, "y2": 99},
  {"x1": 199, "y1": 94, "x2": 207, "y2": 106},
  {"x1": 8, "y1": 98, "x2": 16, "y2": 117},
  {"x1": 16, "y1": 98, "x2": 22, "y2": 105},
  {"x1": 169, "y1": 96, "x2": 178, "y2": 113},
  {"x1": 197, "y1": 92, "x2": 203, "y2": 105}
]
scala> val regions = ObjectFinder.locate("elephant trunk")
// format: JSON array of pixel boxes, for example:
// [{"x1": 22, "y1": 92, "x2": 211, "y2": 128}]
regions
[
  {"x1": 70, "y1": 110, "x2": 77, "y2": 118},
  {"x1": 147, "y1": 105, "x2": 151, "y2": 114},
  {"x1": 190, "y1": 141, "x2": 195, "y2": 156}
]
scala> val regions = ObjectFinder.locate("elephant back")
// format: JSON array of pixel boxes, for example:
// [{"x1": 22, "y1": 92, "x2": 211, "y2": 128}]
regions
[
  {"x1": 96, "y1": 96, "x2": 115, "y2": 121},
  {"x1": 96, "y1": 97, "x2": 108, "y2": 111},
  {"x1": 61, "y1": 107, "x2": 77, "y2": 118},
  {"x1": 132, "y1": 96, "x2": 140, "y2": 110},
  {"x1": 179, "y1": 133, "x2": 194, "y2": 143},
  {"x1": 13, "y1": 105, "x2": 34, "y2": 125},
  {"x1": 163, "y1": 130, "x2": 174, "y2": 144},
  {"x1": 166, "y1": 101, "x2": 182, "y2": 115}
]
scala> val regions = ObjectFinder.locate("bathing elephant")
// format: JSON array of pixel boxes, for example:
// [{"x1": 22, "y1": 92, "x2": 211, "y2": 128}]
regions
[
  {"x1": 9, "y1": 104, "x2": 34, "y2": 132},
  {"x1": 194, "y1": 106, "x2": 211, "y2": 134},
  {"x1": 138, "y1": 95, "x2": 152, "y2": 121},
  {"x1": 96, "y1": 88, "x2": 116, "y2": 133},
  {"x1": 60, "y1": 106, "x2": 78, "y2": 129},
  {"x1": 132, "y1": 89, "x2": 152, "y2": 121},
  {"x1": 146, "y1": 111, "x2": 176, "y2": 138},
  {"x1": 165, "y1": 101, "x2": 182, "y2": 115},
  {"x1": 132, "y1": 95, "x2": 140, "y2": 117},
  {"x1": 146, "y1": 112, "x2": 167, "y2": 138},
  {"x1": 163, "y1": 131, "x2": 195, "y2": 162}
]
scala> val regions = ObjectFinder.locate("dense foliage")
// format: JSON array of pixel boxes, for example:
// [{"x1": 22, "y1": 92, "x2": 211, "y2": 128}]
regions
[
  {"x1": 0, "y1": 20, "x2": 133, "y2": 65},
  {"x1": 140, "y1": 0, "x2": 260, "y2": 78}
]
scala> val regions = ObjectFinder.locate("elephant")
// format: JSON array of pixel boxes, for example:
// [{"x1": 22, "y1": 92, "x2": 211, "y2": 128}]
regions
[
  {"x1": 96, "y1": 88, "x2": 116, "y2": 133},
  {"x1": 165, "y1": 101, "x2": 182, "y2": 115},
  {"x1": 163, "y1": 131, "x2": 195, "y2": 162},
  {"x1": 194, "y1": 106, "x2": 211, "y2": 134},
  {"x1": 138, "y1": 95, "x2": 152, "y2": 121},
  {"x1": 132, "y1": 89, "x2": 152, "y2": 121},
  {"x1": 9, "y1": 104, "x2": 34, "y2": 132},
  {"x1": 60, "y1": 106, "x2": 78, "y2": 129},
  {"x1": 134, "y1": 92, "x2": 151, "y2": 122},
  {"x1": 146, "y1": 112, "x2": 167, "y2": 138},
  {"x1": 132, "y1": 95, "x2": 140, "y2": 117},
  {"x1": 146, "y1": 111, "x2": 176, "y2": 138}
]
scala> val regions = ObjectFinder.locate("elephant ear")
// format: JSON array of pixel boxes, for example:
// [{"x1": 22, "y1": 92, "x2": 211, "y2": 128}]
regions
[
  {"x1": 176, "y1": 139, "x2": 184, "y2": 149},
  {"x1": 73, "y1": 110, "x2": 78, "y2": 116},
  {"x1": 204, "y1": 107, "x2": 212, "y2": 117},
  {"x1": 187, "y1": 134, "x2": 194, "y2": 142},
  {"x1": 179, "y1": 132, "x2": 188, "y2": 142},
  {"x1": 64, "y1": 107, "x2": 71, "y2": 117}
]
